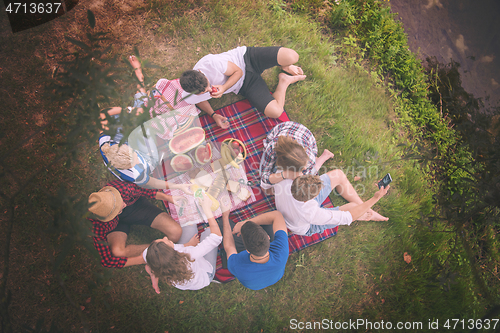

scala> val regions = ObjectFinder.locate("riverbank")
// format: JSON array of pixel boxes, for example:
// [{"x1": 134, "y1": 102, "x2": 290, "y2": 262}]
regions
[{"x1": 390, "y1": 0, "x2": 500, "y2": 107}]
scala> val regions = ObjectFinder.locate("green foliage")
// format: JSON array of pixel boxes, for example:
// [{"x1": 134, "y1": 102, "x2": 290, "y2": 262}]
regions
[
  {"x1": 316, "y1": 0, "x2": 500, "y2": 320},
  {"x1": 3, "y1": 0, "x2": 498, "y2": 331},
  {"x1": 328, "y1": 0, "x2": 356, "y2": 28}
]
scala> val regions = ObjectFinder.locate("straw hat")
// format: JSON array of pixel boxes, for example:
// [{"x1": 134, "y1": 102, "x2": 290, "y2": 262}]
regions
[{"x1": 88, "y1": 186, "x2": 124, "y2": 222}]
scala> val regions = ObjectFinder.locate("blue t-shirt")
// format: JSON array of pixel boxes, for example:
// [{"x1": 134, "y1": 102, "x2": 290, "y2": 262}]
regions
[{"x1": 227, "y1": 230, "x2": 289, "y2": 290}]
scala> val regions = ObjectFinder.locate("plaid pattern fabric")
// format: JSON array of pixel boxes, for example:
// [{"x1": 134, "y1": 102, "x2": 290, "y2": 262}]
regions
[
  {"x1": 147, "y1": 79, "x2": 201, "y2": 140},
  {"x1": 260, "y1": 122, "x2": 318, "y2": 186},
  {"x1": 89, "y1": 180, "x2": 158, "y2": 268},
  {"x1": 191, "y1": 100, "x2": 339, "y2": 282}
]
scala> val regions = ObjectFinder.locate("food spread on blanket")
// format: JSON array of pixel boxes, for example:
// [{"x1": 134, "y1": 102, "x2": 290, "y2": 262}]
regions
[{"x1": 169, "y1": 127, "x2": 206, "y2": 154}]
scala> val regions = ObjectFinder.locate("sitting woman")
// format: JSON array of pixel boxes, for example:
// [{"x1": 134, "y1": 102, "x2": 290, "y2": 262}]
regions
[
  {"x1": 100, "y1": 55, "x2": 199, "y2": 141},
  {"x1": 143, "y1": 194, "x2": 223, "y2": 292},
  {"x1": 98, "y1": 55, "x2": 193, "y2": 191},
  {"x1": 259, "y1": 121, "x2": 387, "y2": 221},
  {"x1": 99, "y1": 134, "x2": 192, "y2": 193}
]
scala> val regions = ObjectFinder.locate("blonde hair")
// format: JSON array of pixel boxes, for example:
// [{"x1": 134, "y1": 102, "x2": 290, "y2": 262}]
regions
[
  {"x1": 146, "y1": 241, "x2": 194, "y2": 286},
  {"x1": 275, "y1": 136, "x2": 308, "y2": 172},
  {"x1": 291, "y1": 175, "x2": 323, "y2": 202},
  {"x1": 101, "y1": 143, "x2": 134, "y2": 169}
]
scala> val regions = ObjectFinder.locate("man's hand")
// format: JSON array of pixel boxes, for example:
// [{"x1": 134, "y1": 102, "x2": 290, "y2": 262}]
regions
[
  {"x1": 210, "y1": 85, "x2": 225, "y2": 98},
  {"x1": 184, "y1": 233, "x2": 200, "y2": 247},
  {"x1": 169, "y1": 183, "x2": 193, "y2": 195},
  {"x1": 282, "y1": 170, "x2": 302, "y2": 180},
  {"x1": 145, "y1": 265, "x2": 161, "y2": 294},
  {"x1": 232, "y1": 220, "x2": 247, "y2": 237},
  {"x1": 220, "y1": 195, "x2": 231, "y2": 217},
  {"x1": 213, "y1": 114, "x2": 229, "y2": 129}
]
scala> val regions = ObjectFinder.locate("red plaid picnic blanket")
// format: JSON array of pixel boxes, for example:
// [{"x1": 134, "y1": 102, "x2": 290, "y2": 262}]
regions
[
  {"x1": 192, "y1": 99, "x2": 339, "y2": 283},
  {"x1": 161, "y1": 99, "x2": 339, "y2": 283}
]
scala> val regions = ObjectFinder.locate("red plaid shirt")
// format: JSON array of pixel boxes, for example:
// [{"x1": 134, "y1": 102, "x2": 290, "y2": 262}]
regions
[
  {"x1": 89, "y1": 180, "x2": 158, "y2": 268},
  {"x1": 260, "y1": 122, "x2": 318, "y2": 186}
]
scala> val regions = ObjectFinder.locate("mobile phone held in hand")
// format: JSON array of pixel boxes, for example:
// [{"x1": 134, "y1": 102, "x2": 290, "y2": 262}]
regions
[{"x1": 378, "y1": 173, "x2": 392, "y2": 189}]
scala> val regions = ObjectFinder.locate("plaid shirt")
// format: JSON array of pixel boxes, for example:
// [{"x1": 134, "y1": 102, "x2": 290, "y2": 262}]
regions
[
  {"x1": 147, "y1": 79, "x2": 200, "y2": 140},
  {"x1": 89, "y1": 180, "x2": 158, "y2": 268},
  {"x1": 260, "y1": 121, "x2": 317, "y2": 186}
]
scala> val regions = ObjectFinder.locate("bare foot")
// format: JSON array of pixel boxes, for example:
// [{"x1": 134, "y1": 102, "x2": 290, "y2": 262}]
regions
[
  {"x1": 320, "y1": 149, "x2": 334, "y2": 160},
  {"x1": 278, "y1": 72, "x2": 306, "y2": 85},
  {"x1": 128, "y1": 55, "x2": 144, "y2": 83},
  {"x1": 281, "y1": 64, "x2": 304, "y2": 76},
  {"x1": 358, "y1": 209, "x2": 389, "y2": 221}
]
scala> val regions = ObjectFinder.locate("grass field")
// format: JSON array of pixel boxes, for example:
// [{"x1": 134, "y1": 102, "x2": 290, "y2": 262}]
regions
[{"x1": 0, "y1": 0, "x2": 485, "y2": 332}]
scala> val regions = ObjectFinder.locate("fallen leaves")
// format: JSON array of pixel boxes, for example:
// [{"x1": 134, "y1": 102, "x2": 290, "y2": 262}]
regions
[{"x1": 404, "y1": 252, "x2": 412, "y2": 264}]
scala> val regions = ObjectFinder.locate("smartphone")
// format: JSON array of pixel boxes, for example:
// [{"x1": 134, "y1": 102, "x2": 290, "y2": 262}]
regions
[{"x1": 378, "y1": 173, "x2": 392, "y2": 189}]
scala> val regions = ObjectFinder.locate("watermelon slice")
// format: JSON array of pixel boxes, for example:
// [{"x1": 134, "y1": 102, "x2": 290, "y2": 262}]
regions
[
  {"x1": 194, "y1": 142, "x2": 212, "y2": 164},
  {"x1": 171, "y1": 154, "x2": 193, "y2": 172},
  {"x1": 169, "y1": 127, "x2": 206, "y2": 154}
]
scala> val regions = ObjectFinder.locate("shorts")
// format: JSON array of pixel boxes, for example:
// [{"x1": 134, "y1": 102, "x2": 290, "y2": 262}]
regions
[
  {"x1": 133, "y1": 92, "x2": 147, "y2": 109},
  {"x1": 240, "y1": 46, "x2": 282, "y2": 114},
  {"x1": 304, "y1": 174, "x2": 341, "y2": 236},
  {"x1": 113, "y1": 197, "x2": 163, "y2": 235}
]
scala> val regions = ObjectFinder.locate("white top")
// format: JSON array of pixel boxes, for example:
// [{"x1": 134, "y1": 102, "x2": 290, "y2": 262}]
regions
[
  {"x1": 182, "y1": 46, "x2": 247, "y2": 105},
  {"x1": 273, "y1": 179, "x2": 353, "y2": 235},
  {"x1": 143, "y1": 233, "x2": 222, "y2": 290},
  {"x1": 173, "y1": 233, "x2": 222, "y2": 290}
]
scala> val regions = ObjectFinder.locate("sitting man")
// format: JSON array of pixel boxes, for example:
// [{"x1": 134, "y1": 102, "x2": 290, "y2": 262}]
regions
[
  {"x1": 180, "y1": 46, "x2": 306, "y2": 129},
  {"x1": 88, "y1": 179, "x2": 183, "y2": 268},
  {"x1": 219, "y1": 199, "x2": 289, "y2": 290},
  {"x1": 273, "y1": 174, "x2": 390, "y2": 236}
]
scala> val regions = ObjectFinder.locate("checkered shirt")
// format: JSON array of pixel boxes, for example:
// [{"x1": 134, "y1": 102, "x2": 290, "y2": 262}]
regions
[
  {"x1": 260, "y1": 121, "x2": 318, "y2": 185},
  {"x1": 147, "y1": 79, "x2": 200, "y2": 140},
  {"x1": 88, "y1": 180, "x2": 157, "y2": 268}
]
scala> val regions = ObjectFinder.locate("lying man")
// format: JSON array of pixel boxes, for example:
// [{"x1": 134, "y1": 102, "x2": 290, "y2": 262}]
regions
[
  {"x1": 218, "y1": 198, "x2": 289, "y2": 290},
  {"x1": 88, "y1": 180, "x2": 183, "y2": 268},
  {"x1": 273, "y1": 174, "x2": 390, "y2": 236},
  {"x1": 180, "y1": 46, "x2": 306, "y2": 129}
]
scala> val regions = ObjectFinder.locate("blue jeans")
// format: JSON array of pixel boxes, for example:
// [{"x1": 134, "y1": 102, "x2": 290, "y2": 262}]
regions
[{"x1": 304, "y1": 173, "x2": 340, "y2": 236}]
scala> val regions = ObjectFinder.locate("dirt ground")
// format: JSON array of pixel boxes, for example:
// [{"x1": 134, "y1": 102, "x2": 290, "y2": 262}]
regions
[{"x1": 389, "y1": 0, "x2": 500, "y2": 107}]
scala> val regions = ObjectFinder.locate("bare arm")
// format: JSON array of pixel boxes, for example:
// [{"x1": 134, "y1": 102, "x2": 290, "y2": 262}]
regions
[
  {"x1": 140, "y1": 178, "x2": 192, "y2": 194},
  {"x1": 154, "y1": 191, "x2": 174, "y2": 204},
  {"x1": 343, "y1": 186, "x2": 390, "y2": 220},
  {"x1": 267, "y1": 170, "x2": 302, "y2": 185},
  {"x1": 196, "y1": 100, "x2": 229, "y2": 129},
  {"x1": 211, "y1": 61, "x2": 243, "y2": 98},
  {"x1": 123, "y1": 254, "x2": 146, "y2": 267},
  {"x1": 219, "y1": 196, "x2": 237, "y2": 258},
  {"x1": 233, "y1": 211, "x2": 287, "y2": 236},
  {"x1": 200, "y1": 194, "x2": 222, "y2": 236}
]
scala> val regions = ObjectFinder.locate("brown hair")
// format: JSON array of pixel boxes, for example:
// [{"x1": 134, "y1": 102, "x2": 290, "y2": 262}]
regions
[
  {"x1": 146, "y1": 241, "x2": 194, "y2": 286},
  {"x1": 275, "y1": 136, "x2": 308, "y2": 173},
  {"x1": 180, "y1": 70, "x2": 208, "y2": 94},
  {"x1": 101, "y1": 143, "x2": 134, "y2": 169},
  {"x1": 241, "y1": 221, "x2": 270, "y2": 256},
  {"x1": 291, "y1": 175, "x2": 323, "y2": 202}
]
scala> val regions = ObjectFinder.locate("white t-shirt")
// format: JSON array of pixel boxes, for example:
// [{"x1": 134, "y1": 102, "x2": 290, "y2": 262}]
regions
[
  {"x1": 182, "y1": 46, "x2": 247, "y2": 105},
  {"x1": 172, "y1": 233, "x2": 222, "y2": 290},
  {"x1": 273, "y1": 179, "x2": 353, "y2": 235}
]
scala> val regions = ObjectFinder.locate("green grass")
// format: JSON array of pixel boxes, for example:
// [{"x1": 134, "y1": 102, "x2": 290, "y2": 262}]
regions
[{"x1": 0, "y1": 0, "x2": 486, "y2": 332}]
